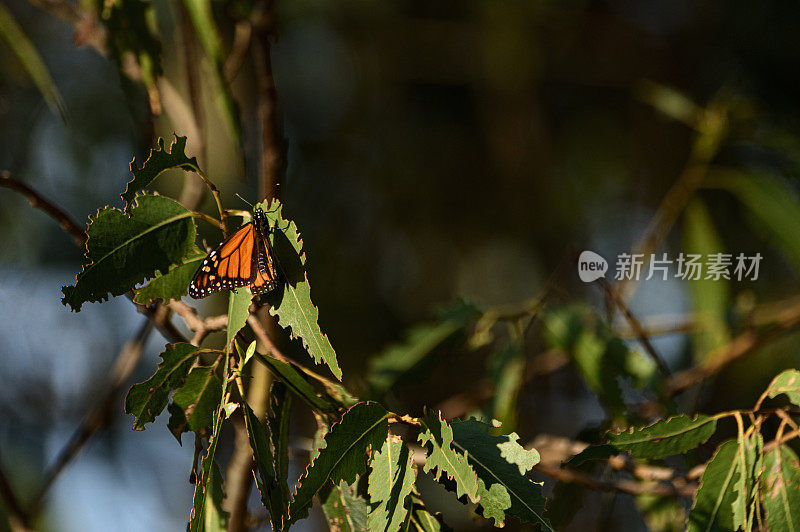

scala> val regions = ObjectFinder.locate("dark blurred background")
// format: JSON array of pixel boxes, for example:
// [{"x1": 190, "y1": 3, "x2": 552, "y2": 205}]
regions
[{"x1": 2, "y1": 0, "x2": 800, "y2": 530}]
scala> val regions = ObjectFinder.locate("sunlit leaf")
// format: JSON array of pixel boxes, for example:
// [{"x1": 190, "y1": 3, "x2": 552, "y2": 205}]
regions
[
  {"x1": 732, "y1": 432, "x2": 761, "y2": 531},
  {"x1": 204, "y1": 460, "x2": 229, "y2": 532},
  {"x1": 321, "y1": 480, "x2": 369, "y2": 532},
  {"x1": 403, "y1": 494, "x2": 451, "y2": 532},
  {"x1": 227, "y1": 288, "x2": 251, "y2": 345},
  {"x1": 61, "y1": 194, "x2": 196, "y2": 312},
  {"x1": 172, "y1": 365, "x2": 222, "y2": 432},
  {"x1": 289, "y1": 402, "x2": 390, "y2": 524},
  {"x1": 450, "y1": 419, "x2": 551, "y2": 530},
  {"x1": 762, "y1": 444, "x2": 800, "y2": 532},
  {"x1": 606, "y1": 414, "x2": 718, "y2": 459},
  {"x1": 121, "y1": 135, "x2": 202, "y2": 208},
  {"x1": 367, "y1": 437, "x2": 416, "y2": 531},
  {"x1": 0, "y1": 4, "x2": 66, "y2": 119},
  {"x1": 688, "y1": 440, "x2": 740, "y2": 532},
  {"x1": 125, "y1": 343, "x2": 200, "y2": 430},
  {"x1": 133, "y1": 247, "x2": 205, "y2": 305},
  {"x1": 417, "y1": 410, "x2": 479, "y2": 504},
  {"x1": 258, "y1": 200, "x2": 342, "y2": 380},
  {"x1": 765, "y1": 369, "x2": 800, "y2": 408}
]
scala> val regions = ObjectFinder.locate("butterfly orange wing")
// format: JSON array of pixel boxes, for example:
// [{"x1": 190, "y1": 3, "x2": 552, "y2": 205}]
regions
[{"x1": 189, "y1": 222, "x2": 258, "y2": 298}]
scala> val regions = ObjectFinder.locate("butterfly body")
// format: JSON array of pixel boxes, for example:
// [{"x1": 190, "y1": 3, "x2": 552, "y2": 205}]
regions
[{"x1": 188, "y1": 206, "x2": 279, "y2": 298}]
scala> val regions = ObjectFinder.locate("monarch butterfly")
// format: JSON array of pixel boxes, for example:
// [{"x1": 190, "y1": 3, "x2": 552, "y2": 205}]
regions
[{"x1": 188, "y1": 206, "x2": 279, "y2": 298}]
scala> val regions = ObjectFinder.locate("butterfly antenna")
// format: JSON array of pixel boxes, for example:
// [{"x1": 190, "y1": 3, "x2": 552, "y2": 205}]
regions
[{"x1": 235, "y1": 193, "x2": 254, "y2": 208}]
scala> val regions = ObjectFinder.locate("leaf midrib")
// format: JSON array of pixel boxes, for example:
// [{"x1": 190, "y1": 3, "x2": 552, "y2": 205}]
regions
[
  {"x1": 291, "y1": 412, "x2": 390, "y2": 518},
  {"x1": 84, "y1": 211, "x2": 194, "y2": 278},
  {"x1": 451, "y1": 439, "x2": 554, "y2": 532},
  {"x1": 611, "y1": 416, "x2": 714, "y2": 446}
]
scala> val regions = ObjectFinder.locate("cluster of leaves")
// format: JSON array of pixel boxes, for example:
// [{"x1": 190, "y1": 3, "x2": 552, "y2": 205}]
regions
[
  {"x1": 569, "y1": 369, "x2": 800, "y2": 531},
  {"x1": 63, "y1": 136, "x2": 554, "y2": 531}
]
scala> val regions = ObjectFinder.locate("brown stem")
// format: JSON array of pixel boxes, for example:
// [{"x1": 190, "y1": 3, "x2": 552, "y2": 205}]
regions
[
  {"x1": 0, "y1": 172, "x2": 86, "y2": 246},
  {"x1": 0, "y1": 455, "x2": 31, "y2": 531}
]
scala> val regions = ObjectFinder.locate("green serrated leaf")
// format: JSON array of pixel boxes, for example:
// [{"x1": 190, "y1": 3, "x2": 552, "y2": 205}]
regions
[
  {"x1": 121, "y1": 135, "x2": 201, "y2": 208},
  {"x1": 255, "y1": 353, "x2": 336, "y2": 412},
  {"x1": 418, "y1": 410, "x2": 480, "y2": 504},
  {"x1": 688, "y1": 440, "x2": 740, "y2": 532},
  {"x1": 259, "y1": 200, "x2": 342, "y2": 380},
  {"x1": 762, "y1": 444, "x2": 800, "y2": 532},
  {"x1": 606, "y1": 415, "x2": 718, "y2": 459},
  {"x1": 125, "y1": 343, "x2": 200, "y2": 430},
  {"x1": 0, "y1": 4, "x2": 66, "y2": 119},
  {"x1": 289, "y1": 402, "x2": 390, "y2": 524},
  {"x1": 322, "y1": 480, "x2": 369, "y2": 532},
  {"x1": 62, "y1": 194, "x2": 196, "y2": 312},
  {"x1": 188, "y1": 345, "x2": 230, "y2": 531},
  {"x1": 172, "y1": 365, "x2": 222, "y2": 432},
  {"x1": 368, "y1": 300, "x2": 479, "y2": 396},
  {"x1": 732, "y1": 432, "x2": 762, "y2": 531},
  {"x1": 268, "y1": 381, "x2": 292, "y2": 508},
  {"x1": 450, "y1": 419, "x2": 551, "y2": 530},
  {"x1": 227, "y1": 287, "x2": 251, "y2": 346},
  {"x1": 241, "y1": 400, "x2": 285, "y2": 532},
  {"x1": 367, "y1": 438, "x2": 416, "y2": 532},
  {"x1": 133, "y1": 248, "x2": 205, "y2": 305},
  {"x1": 765, "y1": 369, "x2": 800, "y2": 408}
]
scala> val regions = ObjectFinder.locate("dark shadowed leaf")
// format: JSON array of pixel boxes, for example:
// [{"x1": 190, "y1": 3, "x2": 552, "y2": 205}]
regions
[
  {"x1": 762, "y1": 444, "x2": 800, "y2": 532},
  {"x1": 450, "y1": 419, "x2": 551, "y2": 530},
  {"x1": 486, "y1": 340, "x2": 525, "y2": 431},
  {"x1": 321, "y1": 480, "x2": 369, "y2": 532},
  {"x1": 204, "y1": 461, "x2": 229, "y2": 532},
  {"x1": 268, "y1": 381, "x2": 292, "y2": 507},
  {"x1": 121, "y1": 135, "x2": 201, "y2": 208},
  {"x1": 402, "y1": 493, "x2": 451, "y2": 532},
  {"x1": 688, "y1": 440, "x2": 740, "y2": 532},
  {"x1": 765, "y1": 369, "x2": 800, "y2": 408},
  {"x1": 62, "y1": 194, "x2": 196, "y2": 311},
  {"x1": 260, "y1": 200, "x2": 342, "y2": 380},
  {"x1": 125, "y1": 343, "x2": 200, "y2": 430},
  {"x1": 546, "y1": 481, "x2": 585, "y2": 531},
  {"x1": 255, "y1": 353, "x2": 336, "y2": 412},
  {"x1": 566, "y1": 444, "x2": 619, "y2": 467},
  {"x1": 288, "y1": 402, "x2": 390, "y2": 523},
  {"x1": 367, "y1": 437, "x2": 416, "y2": 531},
  {"x1": 133, "y1": 248, "x2": 205, "y2": 305},
  {"x1": 188, "y1": 348, "x2": 229, "y2": 531},
  {"x1": 606, "y1": 415, "x2": 718, "y2": 459},
  {"x1": 241, "y1": 400, "x2": 285, "y2": 532},
  {"x1": 172, "y1": 365, "x2": 222, "y2": 432},
  {"x1": 418, "y1": 410, "x2": 479, "y2": 504},
  {"x1": 368, "y1": 300, "x2": 479, "y2": 396}
]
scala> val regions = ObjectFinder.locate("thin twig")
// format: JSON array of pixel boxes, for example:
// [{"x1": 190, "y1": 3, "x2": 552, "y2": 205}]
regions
[
  {"x1": 0, "y1": 171, "x2": 86, "y2": 246},
  {"x1": 0, "y1": 454, "x2": 30, "y2": 531},
  {"x1": 665, "y1": 300, "x2": 800, "y2": 397},
  {"x1": 167, "y1": 300, "x2": 227, "y2": 345},
  {"x1": 224, "y1": 20, "x2": 253, "y2": 82},
  {"x1": 599, "y1": 278, "x2": 671, "y2": 377},
  {"x1": 28, "y1": 320, "x2": 154, "y2": 517}
]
